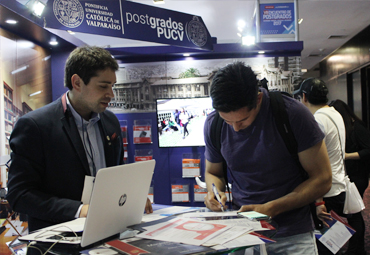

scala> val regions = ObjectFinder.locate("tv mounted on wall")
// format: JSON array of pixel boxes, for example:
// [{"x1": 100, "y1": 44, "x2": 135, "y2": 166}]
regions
[{"x1": 156, "y1": 97, "x2": 214, "y2": 148}]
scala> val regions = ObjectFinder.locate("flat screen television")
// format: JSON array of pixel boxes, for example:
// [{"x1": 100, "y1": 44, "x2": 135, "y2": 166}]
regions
[{"x1": 156, "y1": 97, "x2": 214, "y2": 147}]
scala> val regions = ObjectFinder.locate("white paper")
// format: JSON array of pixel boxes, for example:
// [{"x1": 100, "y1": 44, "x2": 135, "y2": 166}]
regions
[
  {"x1": 212, "y1": 233, "x2": 268, "y2": 250},
  {"x1": 319, "y1": 221, "x2": 352, "y2": 254},
  {"x1": 178, "y1": 211, "x2": 238, "y2": 218},
  {"x1": 202, "y1": 225, "x2": 253, "y2": 246},
  {"x1": 4, "y1": 226, "x2": 24, "y2": 237},
  {"x1": 81, "y1": 176, "x2": 95, "y2": 204}
]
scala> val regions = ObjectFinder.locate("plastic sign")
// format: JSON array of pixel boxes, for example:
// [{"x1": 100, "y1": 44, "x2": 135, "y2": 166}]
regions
[{"x1": 44, "y1": 0, "x2": 213, "y2": 50}]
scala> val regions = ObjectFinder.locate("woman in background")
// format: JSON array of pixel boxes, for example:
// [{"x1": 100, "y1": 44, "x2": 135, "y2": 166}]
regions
[{"x1": 330, "y1": 99, "x2": 370, "y2": 255}]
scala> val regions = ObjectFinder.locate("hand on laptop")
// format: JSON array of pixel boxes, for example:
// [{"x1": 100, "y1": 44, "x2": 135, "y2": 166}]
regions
[
  {"x1": 145, "y1": 197, "x2": 153, "y2": 214},
  {"x1": 79, "y1": 204, "x2": 89, "y2": 218}
]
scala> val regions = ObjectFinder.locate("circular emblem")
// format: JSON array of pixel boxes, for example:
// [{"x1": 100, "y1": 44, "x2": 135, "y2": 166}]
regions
[
  {"x1": 118, "y1": 194, "x2": 127, "y2": 206},
  {"x1": 53, "y1": 0, "x2": 84, "y2": 28},
  {"x1": 186, "y1": 16, "x2": 208, "y2": 47}
]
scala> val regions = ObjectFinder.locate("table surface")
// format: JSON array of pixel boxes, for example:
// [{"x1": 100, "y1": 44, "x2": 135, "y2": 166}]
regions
[{"x1": 0, "y1": 220, "x2": 28, "y2": 255}]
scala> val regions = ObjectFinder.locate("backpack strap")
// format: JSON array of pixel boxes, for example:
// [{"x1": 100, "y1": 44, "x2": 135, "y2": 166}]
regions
[
  {"x1": 269, "y1": 91, "x2": 299, "y2": 160},
  {"x1": 210, "y1": 111, "x2": 230, "y2": 199}
]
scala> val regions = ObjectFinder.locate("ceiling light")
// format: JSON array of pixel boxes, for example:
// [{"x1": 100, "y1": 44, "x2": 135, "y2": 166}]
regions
[
  {"x1": 6, "y1": 19, "x2": 18, "y2": 24},
  {"x1": 29, "y1": 90, "x2": 43, "y2": 97},
  {"x1": 237, "y1": 20, "x2": 246, "y2": 29},
  {"x1": 298, "y1": 18, "x2": 303, "y2": 24},
  {"x1": 301, "y1": 69, "x2": 308, "y2": 73},
  {"x1": 67, "y1": 30, "x2": 75, "y2": 35},
  {"x1": 11, "y1": 65, "x2": 29, "y2": 75},
  {"x1": 183, "y1": 53, "x2": 190, "y2": 57},
  {"x1": 258, "y1": 51, "x2": 265, "y2": 54},
  {"x1": 32, "y1": 0, "x2": 46, "y2": 17},
  {"x1": 49, "y1": 40, "x2": 58, "y2": 46},
  {"x1": 153, "y1": 0, "x2": 165, "y2": 4},
  {"x1": 242, "y1": 36, "x2": 255, "y2": 46},
  {"x1": 237, "y1": 33, "x2": 242, "y2": 37}
]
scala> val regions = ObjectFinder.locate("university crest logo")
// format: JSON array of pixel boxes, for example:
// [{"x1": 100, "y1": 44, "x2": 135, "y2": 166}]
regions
[
  {"x1": 53, "y1": 0, "x2": 84, "y2": 28},
  {"x1": 186, "y1": 16, "x2": 207, "y2": 47}
]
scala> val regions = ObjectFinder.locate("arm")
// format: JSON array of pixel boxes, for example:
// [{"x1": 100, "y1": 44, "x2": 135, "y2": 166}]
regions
[
  {"x1": 239, "y1": 140, "x2": 332, "y2": 217},
  {"x1": 345, "y1": 152, "x2": 360, "y2": 160},
  {"x1": 204, "y1": 160, "x2": 228, "y2": 211}
]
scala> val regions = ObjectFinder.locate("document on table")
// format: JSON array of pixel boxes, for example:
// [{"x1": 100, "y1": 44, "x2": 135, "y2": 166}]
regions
[
  {"x1": 317, "y1": 210, "x2": 355, "y2": 254},
  {"x1": 212, "y1": 232, "x2": 275, "y2": 250},
  {"x1": 136, "y1": 217, "x2": 233, "y2": 246}
]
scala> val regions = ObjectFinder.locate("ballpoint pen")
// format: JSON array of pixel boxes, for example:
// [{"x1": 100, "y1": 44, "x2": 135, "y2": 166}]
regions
[{"x1": 212, "y1": 183, "x2": 225, "y2": 212}]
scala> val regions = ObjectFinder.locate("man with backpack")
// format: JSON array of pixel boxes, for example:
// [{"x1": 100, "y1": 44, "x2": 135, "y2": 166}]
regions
[
  {"x1": 294, "y1": 78, "x2": 347, "y2": 255},
  {"x1": 203, "y1": 62, "x2": 332, "y2": 254}
]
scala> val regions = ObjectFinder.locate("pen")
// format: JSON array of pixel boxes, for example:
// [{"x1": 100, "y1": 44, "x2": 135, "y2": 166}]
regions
[{"x1": 212, "y1": 183, "x2": 225, "y2": 212}]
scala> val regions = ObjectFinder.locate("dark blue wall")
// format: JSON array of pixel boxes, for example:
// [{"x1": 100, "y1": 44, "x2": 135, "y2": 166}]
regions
[
  {"x1": 115, "y1": 112, "x2": 207, "y2": 207},
  {"x1": 51, "y1": 51, "x2": 207, "y2": 207}
]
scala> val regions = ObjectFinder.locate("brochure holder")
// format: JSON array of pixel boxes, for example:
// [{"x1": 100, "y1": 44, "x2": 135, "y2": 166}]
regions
[
  {"x1": 182, "y1": 153, "x2": 201, "y2": 178},
  {"x1": 171, "y1": 184, "x2": 190, "y2": 203},
  {"x1": 194, "y1": 184, "x2": 207, "y2": 202},
  {"x1": 133, "y1": 119, "x2": 152, "y2": 144},
  {"x1": 119, "y1": 120, "x2": 128, "y2": 144},
  {"x1": 134, "y1": 149, "x2": 153, "y2": 162}
]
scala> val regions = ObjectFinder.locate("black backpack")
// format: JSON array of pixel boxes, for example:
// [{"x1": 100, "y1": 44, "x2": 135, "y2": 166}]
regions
[
  {"x1": 210, "y1": 91, "x2": 321, "y2": 228},
  {"x1": 210, "y1": 91, "x2": 298, "y2": 188}
]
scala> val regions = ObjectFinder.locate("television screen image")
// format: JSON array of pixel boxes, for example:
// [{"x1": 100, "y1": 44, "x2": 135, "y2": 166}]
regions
[{"x1": 156, "y1": 97, "x2": 214, "y2": 147}]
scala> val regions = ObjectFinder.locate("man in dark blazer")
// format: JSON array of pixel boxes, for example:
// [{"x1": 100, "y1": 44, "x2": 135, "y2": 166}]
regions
[{"x1": 6, "y1": 46, "x2": 152, "y2": 233}]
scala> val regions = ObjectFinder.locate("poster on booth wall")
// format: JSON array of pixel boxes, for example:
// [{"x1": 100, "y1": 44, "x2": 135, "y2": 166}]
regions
[
  {"x1": 182, "y1": 155, "x2": 201, "y2": 178},
  {"x1": 171, "y1": 184, "x2": 190, "y2": 203}
]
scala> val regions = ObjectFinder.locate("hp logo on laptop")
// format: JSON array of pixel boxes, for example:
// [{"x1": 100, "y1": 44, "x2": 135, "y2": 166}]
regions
[{"x1": 118, "y1": 194, "x2": 127, "y2": 206}]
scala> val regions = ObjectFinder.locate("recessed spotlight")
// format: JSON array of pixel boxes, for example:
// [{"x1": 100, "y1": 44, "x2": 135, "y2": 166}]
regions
[
  {"x1": 183, "y1": 53, "x2": 190, "y2": 57},
  {"x1": 6, "y1": 19, "x2": 18, "y2": 24},
  {"x1": 153, "y1": 0, "x2": 165, "y2": 4},
  {"x1": 298, "y1": 18, "x2": 303, "y2": 24},
  {"x1": 67, "y1": 30, "x2": 75, "y2": 35},
  {"x1": 258, "y1": 51, "x2": 265, "y2": 54},
  {"x1": 301, "y1": 69, "x2": 308, "y2": 73},
  {"x1": 49, "y1": 41, "x2": 58, "y2": 46}
]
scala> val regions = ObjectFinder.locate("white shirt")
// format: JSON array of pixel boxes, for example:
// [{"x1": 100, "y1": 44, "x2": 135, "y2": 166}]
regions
[{"x1": 314, "y1": 106, "x2": 346, "y2": 197}]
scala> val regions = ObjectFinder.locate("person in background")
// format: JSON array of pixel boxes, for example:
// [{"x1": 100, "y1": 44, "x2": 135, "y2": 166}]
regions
[
  {"x1": 330, "y1": 99, "x2": 370, "y2": 255},
  {"x1": 294, "y1": 78, "x2": 346, "y2": 255},
  {"x1": 179, "y1": 108, "x2": 190, "y2": 138},
  {"x1": 7, "y1": 46, "x2": 153, "y2": 234},
  {"x1": 204, "y1": 62, "x2": 332, "y2": 255}
]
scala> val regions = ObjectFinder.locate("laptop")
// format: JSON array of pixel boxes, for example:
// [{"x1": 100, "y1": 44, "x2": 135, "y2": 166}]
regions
[{"x1": 19, "y1": 160, "x2": 156, "y2": 248}]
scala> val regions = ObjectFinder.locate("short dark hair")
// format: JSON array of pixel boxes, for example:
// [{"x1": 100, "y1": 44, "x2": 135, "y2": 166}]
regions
[
  {"x1": 64, "y1": 46, "x2": 119, "y2": 90},
  {"x1": 210, "y1": 62, "x2": 259, "y2": 112},
  {"x1": 293, "y1": 77, "x2": 328, "y2": 105}
]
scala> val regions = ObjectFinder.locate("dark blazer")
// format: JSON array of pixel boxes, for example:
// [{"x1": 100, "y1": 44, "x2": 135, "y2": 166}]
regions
[{"x1": 7, "y1": 93, "x2": 123, "y2": 232}]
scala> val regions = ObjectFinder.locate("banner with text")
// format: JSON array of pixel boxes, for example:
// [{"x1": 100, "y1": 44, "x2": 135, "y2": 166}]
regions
[
  {"x1": 44, "y1": 0, "x2": 213, "y2": 50},
  {"x1": 260, "y1": 2, "x2": 295, "y2": 36}
]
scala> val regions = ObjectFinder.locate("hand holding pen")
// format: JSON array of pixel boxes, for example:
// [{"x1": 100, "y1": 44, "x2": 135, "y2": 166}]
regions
[{"x1": 211, "y1": 183, "x2": 225, "y2": 212}]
